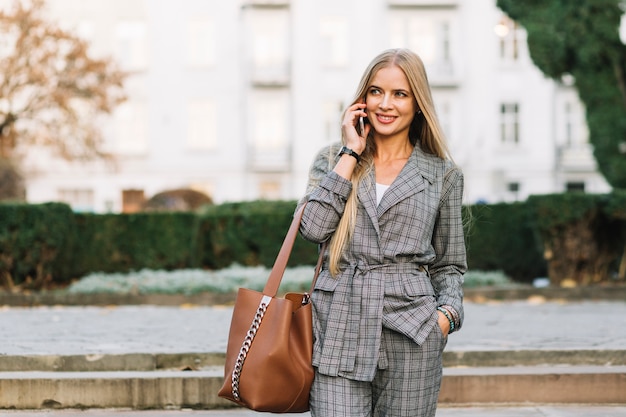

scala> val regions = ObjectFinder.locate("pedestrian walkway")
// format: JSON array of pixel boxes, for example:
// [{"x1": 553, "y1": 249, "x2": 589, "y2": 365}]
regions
[
  {"x1": 1, "y1": 298, "x2": 626, "y2": 412},
  {"x1": 1, "y1": 299, "x2": 625, "y2": 356},
  {"x1": 3, "y1": 405, "x2": 626, "y2": 417}
]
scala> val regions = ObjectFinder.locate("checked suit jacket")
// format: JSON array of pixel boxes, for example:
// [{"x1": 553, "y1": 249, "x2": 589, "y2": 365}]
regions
[{"x1": 297, "y1": 142, "x2": 467, "y2": 382}]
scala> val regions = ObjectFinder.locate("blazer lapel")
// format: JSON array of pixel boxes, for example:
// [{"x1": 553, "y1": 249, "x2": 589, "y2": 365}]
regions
[
  {"x1": 377, "y1": 146, "x2": 438, "y2": 216},
  {"x1": 357, "y1": 169, "x2": 380, "y2": 236}
]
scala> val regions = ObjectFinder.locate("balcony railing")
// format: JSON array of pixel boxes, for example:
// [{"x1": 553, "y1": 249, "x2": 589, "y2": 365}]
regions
[
  {"x1": 249, "y1": 62, "x2": 291, "y2": 87},
  {"x1": 557, "y1": 143, "x2": 597, "y2": 172}
]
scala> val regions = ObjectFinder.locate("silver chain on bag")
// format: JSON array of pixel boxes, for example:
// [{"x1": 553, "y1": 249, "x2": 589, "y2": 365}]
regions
[{"x1": 231, "y1": 295, "x2": 272, "y2": 401}]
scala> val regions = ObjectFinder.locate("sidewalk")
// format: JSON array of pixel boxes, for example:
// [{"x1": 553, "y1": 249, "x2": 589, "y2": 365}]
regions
[
  {"x1": 1, "y1": 299, "x2": 625, "y2": 356},
  {"x1": 1, "y1": 298, "x2": 626, "y2": 412},
  {"x1": 3, "y1": 405, "x2": 626, "y2": 417}
]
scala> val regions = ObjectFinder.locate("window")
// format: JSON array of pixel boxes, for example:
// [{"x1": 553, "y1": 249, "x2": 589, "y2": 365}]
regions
[
  {"x1": 506, "y1": 182, "x2": 520, "y2": 202},
  {"x1": 507, "y1": 182, "x2": 520, "y2": 192},
  {"x1": 186, "y1": 17, "x2": 215, "y2": 68},
  {"x1": 322, "y1": 100, "x2": 343, "y2": 143},
  {"x1": 500, "y1": 103, "x2": 519, "y2": 144},
  {"x1": 249, "y1": 9, "x2": 289, "y2": 70},
  {"x1": 58, "y1": 189, "x2": 94, "y2": 212},
  {"x1": 115, "y1": 101, "x2": 148, "y2": 155},
  {"x1": 115, "y1": 21, "x2": 148, "y2": 71},
  {"x1": 566, "y1": 182, "x2": 585, "y2": 193},
  {"x1": 564, "y1": 102, "x2": 573, "y2": 145},
  {"x1": 494, "y1": 15, "x2": 521, "y2": 62},
  {"x1": 187, "y1": 99, "x2": 217, "y2": 150},
  {"x1": 122, "y1": 189, "x2": 145, "y2": 213},
  {"x1": 248, "y1": 90, "x2": 290, "y2": 170},
  {"x1": 251, "y1": 92, "x2": 288, "y2": 150},
  {"x1": 320, "y1": 16, "x2": 348, "y2": 67},
  {"x1": 561, "y1": 99, "x2": 587, "y2": 146},
  {"x1": 389, "y1": 10, "x2": 455, "y2": 76}
]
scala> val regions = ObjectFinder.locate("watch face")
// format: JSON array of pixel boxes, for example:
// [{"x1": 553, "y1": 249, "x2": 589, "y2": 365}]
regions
[{"x1": 338, "y1": 146, "x2": 359, "y2": 162}]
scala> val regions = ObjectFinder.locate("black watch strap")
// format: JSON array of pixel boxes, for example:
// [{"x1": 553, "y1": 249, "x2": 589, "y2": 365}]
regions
[{"x1": 337, "y1": 146, "x2": 361, "y2": 163}]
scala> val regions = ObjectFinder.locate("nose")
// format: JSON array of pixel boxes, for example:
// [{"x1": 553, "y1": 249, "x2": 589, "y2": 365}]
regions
[{"x1": 379, "y1": 93, "x2": 392, "y2": 110}]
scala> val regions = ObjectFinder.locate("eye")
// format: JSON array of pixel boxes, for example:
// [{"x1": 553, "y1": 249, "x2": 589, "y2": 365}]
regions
[
  {"x1": 395, "y1": 91, "x2": 409, "y2": 97},
  {"x1": 368, "y1": 88, "x2": 381, "y2": 96}
]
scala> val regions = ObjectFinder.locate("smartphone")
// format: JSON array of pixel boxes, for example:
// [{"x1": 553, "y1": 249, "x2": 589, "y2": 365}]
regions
[{"x1": 359, "y1": 99, "x2": 366, "y2": 136}]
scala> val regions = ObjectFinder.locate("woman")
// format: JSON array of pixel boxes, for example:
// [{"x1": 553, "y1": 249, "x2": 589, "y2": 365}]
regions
[{"x1": 297, "y1": 48, "x2": 466, "y2": 416}]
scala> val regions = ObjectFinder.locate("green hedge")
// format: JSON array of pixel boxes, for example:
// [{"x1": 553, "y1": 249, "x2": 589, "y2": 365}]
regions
[
  {"x1": 464, "y1": 203, "x2": 546, "y2": 283},
  {"x1": 69, "y1": 212, "x2": 198, "y2": 278},
  {"x1": 1, "y1": 194, "x2": 624, "y2": 287},
  {"x1": 0, "y1": 202, "x2": 76, "y2": 286},
  {"x1": 196, "y1": 200, "x2": 318, "y2": 269}
]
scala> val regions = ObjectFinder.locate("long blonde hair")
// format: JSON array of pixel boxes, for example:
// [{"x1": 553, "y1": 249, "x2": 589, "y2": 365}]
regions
[{"x1": 328, "y1": 48, "x2": 451, "y2": 276}]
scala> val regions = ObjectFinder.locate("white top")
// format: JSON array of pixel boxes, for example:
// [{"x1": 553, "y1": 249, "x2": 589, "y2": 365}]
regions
[{"x1": 376, "y1": 183, "x2": 390, "y2": 205}]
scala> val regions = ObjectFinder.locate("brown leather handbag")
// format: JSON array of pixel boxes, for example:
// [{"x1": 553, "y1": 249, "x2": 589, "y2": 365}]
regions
[{"x1": 218, "y1": 204, "x2": 322, "y2": 413}]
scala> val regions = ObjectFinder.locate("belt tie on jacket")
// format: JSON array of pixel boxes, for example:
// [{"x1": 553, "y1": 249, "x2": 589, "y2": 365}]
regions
[{"x1": 321, "y1": 261, "x2": 425, "y2": 382}]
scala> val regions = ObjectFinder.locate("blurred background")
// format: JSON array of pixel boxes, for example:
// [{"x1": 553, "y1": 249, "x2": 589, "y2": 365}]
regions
[{"x1": 2, "y1": 0, "x2": 623, "y2": 214}]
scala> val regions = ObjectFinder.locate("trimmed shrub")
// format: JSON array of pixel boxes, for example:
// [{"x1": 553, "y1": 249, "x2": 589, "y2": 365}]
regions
[
  {"x1": 196, "y1": 200, "x2": 318, "y2": 269},
  {"x1": 69, "y1": 211, "x2": 198, "y2": 277},
  {"x1": 0, "y1": 202, "x2": 76, "y2": 287},
  {"x1": 464, "y1": 203, "x2": 546, "y2": 283}
]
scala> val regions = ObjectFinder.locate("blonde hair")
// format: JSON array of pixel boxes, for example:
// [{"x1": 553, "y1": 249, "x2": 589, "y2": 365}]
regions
[{"x1": 328, "y1": 48, "x2": 451, "y2": 276}]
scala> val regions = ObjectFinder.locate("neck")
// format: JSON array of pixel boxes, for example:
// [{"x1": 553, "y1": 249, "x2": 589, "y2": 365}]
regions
[{"x1": 374, "y1": 138, "x2": 413, "y2": 162}]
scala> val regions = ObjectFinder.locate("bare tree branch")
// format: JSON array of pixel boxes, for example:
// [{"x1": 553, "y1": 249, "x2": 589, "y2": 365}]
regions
[{"x1": 0, "y1": 0, "x2": 126, "y2": 162}]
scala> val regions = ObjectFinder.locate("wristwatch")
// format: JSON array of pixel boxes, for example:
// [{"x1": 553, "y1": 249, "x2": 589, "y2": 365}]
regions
[{"x1": 337, "y1": 146, "x2": 361, "y2": 163}]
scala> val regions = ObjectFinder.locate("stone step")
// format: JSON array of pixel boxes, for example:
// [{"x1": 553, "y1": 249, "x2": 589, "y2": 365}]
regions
[
  {"x1": 440, "y1": 365, "x2": 626, "y2": 404},
  {"x1": 1, "y1": 349, "x2": 624, "y2": 372},
  {"x1": 0, "y1": 368, "x2": 231, "y2": 410},
  {"x1": 1, "y1": 365, "x2": 625, "y2": 409}
]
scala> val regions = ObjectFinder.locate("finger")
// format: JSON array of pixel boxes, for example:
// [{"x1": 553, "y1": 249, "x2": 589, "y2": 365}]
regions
[{"x1": 361, "y1": 123, "x2": 371, "y2": 139}]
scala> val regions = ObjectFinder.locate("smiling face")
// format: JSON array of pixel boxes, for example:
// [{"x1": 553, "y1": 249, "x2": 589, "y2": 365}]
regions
[{"x1": 364, "y1": 65, "x2": 418, "y2": 143}]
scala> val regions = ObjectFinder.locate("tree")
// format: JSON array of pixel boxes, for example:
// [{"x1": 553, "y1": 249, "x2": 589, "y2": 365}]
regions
[
  {"x1": 0, "y1": 0, "x2": 126, "y2": 164},
  {"x1": 497, "y1": 0, "x2": 626, "y2": 188},
  {"x1": 0, "y1": 157, "x2": 24, "y2": 200}
]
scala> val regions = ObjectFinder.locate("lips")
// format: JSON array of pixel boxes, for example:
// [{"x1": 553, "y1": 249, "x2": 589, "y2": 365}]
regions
[{"x1": 376, "y1": 114, "x2": 397, "y2": 124}]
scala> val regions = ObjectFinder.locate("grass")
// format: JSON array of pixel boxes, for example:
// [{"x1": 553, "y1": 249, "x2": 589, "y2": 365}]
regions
[{"x1": 67, "y1": 265, "x2": 513, "y2": 295}]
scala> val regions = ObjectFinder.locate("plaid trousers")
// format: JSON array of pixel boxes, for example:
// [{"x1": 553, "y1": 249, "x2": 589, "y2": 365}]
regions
[{"x1": 310, "y1": 324, "x2": 446, "y2": 417}]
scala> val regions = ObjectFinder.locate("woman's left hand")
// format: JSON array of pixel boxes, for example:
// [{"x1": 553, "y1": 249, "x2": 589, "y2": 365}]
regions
[{"x1": 437, "y1": 310, "x2": 450, "y2": 337}]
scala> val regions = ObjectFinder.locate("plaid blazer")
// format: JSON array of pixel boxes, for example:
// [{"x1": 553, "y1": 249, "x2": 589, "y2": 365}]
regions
[{"x1": 297, "y1": 142, "x2": 466, "y2": 382}]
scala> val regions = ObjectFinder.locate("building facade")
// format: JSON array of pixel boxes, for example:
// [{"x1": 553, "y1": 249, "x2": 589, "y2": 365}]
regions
[{"x1": 19, "y1": 0, "x2": 611, "y2": 212}]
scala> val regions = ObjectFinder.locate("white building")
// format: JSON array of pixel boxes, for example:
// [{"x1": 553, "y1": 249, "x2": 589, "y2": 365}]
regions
[{"x1": 18, "y1": 0, "x2": 611, "y2": 212}]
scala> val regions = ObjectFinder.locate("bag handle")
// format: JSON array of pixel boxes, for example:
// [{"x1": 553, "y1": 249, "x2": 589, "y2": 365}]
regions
[{"x1": 263, "y1": 203, "x2": 324, "y2": 297}]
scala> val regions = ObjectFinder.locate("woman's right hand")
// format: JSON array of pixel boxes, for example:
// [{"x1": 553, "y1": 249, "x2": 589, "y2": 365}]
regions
[{"x1": 341, "y1": 102, "x2": 369, "y2": 155}]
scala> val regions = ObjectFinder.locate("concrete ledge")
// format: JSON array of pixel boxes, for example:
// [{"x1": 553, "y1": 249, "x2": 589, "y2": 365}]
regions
[
  {"x1": 1, "y1": 284, "x2": 625, "y2": 306},
  {"x1": 0, "y1": 352, "x2": 226, "y2": 372},
  {"x1": 0, "y1": 369, "x2": 234, "y2": 410},
  {"x1": 443, "y1": 349, "x2": 626, "y2": 367},
  {"x1": 1, "y1": 366, "x2": 625, "y2": 409},
  {"x1": 0, "y1": 292, "x2": 236, "y2": 307},
  {"x1": 440, "y1": 366, "x2": 626, "y2": 404},
  {"x1": 1, "y1": 350, "x2": 623, "y2": 372}
]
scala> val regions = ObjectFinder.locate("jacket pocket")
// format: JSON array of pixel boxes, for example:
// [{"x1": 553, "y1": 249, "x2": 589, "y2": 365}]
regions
[
  {"x1": 403, "y1": 271, "x2": 435, "y2": 297},
  {"x1": 313, "y1": 270, "x2": 340, "y2": 292}
]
